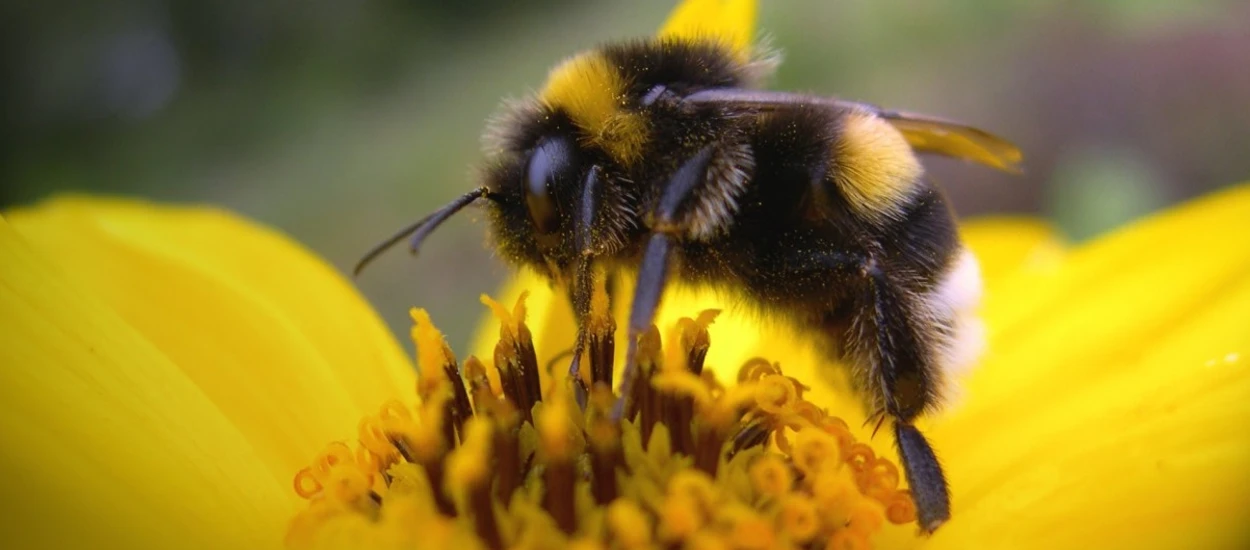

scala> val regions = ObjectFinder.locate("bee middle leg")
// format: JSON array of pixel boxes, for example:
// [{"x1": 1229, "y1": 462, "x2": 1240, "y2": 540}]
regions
[{"x1": 612, "y1": 145, "x2": 725, "y2": 420}]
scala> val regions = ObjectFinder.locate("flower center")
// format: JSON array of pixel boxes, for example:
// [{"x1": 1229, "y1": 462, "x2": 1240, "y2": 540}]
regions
[{"x1": 286, "y1": 286, "x2": 916, "y2": 549}]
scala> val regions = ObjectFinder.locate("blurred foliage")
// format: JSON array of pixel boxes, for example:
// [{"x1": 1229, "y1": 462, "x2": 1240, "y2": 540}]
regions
[{"x1": 3, "y1": 0, "x2": 1248, "y2": 350}]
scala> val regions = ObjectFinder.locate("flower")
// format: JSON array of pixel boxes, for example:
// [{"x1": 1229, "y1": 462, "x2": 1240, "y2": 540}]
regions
[
  {"x1": 4, "y1": 181, "x2": 1249, "y2": 549},
  {"x1": 0, "y1": 196, "x2": 416, "y2": 549},
  {"x1": 3, "y1": 0, "x2": 1250, "y2": 547},
  {"x1": 284, "y1": 283, "x2": 924, "y2": 549}
]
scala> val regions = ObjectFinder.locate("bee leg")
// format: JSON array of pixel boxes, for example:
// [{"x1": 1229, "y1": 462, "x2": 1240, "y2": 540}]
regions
[
  {"x1": 566, "y1": 255, "x2": 596, "y2": 409},
  {"x1": 862, "y1": 408, "x2": 888, "y2": 438},
  {"x1": 612, "y1": 146, "x2": 719, "y2": 421},
  {"x1": 545, "y1": 347, "x2": 576, "y2": 375},
  {"x1": 611, "y1": 231, "x2": 675, "y2": 421},
  {"x1": 566, "y1": 166, "x2": 607, "y2": 408},
  {"x1": 856, "y1": 263, "x2": 950, "y2": 533},
  {"x1": 894, "y1": 420, "x2": 949, "y2": 534}
]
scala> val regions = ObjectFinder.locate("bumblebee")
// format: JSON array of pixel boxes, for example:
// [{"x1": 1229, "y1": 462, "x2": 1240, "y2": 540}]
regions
[{"x1": 356, "y1": 0, "x2": 1021, "y2": 534}]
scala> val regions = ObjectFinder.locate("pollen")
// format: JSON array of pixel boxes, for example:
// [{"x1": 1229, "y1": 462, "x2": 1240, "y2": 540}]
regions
[{"x1": 286, "y1": 292, "x2": 918, "y2": 549}]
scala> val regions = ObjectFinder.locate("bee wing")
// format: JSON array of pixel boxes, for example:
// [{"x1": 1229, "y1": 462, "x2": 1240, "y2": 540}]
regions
[
  {"x1": 878, "y1": 112, "x2": 1024, "y2": 174},
  {"x1": 683, "y1": 89, "x2": 1024, "y2": 174}
]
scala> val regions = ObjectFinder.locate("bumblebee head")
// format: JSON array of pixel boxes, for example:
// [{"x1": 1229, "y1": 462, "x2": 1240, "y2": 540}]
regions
[
  {"x1": 476, "y1": 37, "x2": 768, "y2": 278},
  {"x1": 480, "y1": 123, "x2": 590, "y2": 280},
  {"x1": 352, "y1": 33, "x2": 774, "y2": 280}
]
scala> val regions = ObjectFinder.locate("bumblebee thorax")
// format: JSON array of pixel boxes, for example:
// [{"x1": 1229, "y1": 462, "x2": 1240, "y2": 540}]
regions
[{"x1": 539, "y1": 51, "x2": 649, "y2": 165}]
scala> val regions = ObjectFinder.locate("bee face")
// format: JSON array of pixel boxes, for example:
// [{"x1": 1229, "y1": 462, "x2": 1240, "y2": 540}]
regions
[{"x1": 480, "y1": 128, "x2": 588, "y2": 279}]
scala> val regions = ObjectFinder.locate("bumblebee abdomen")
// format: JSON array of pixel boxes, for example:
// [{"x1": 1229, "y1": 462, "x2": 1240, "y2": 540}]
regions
[
  {"x1": 830, "y1": 110, "x2": 925, "y2": 220},
  {"x1": 669, "y1": 107, "x2": 972, "y2": 419}
]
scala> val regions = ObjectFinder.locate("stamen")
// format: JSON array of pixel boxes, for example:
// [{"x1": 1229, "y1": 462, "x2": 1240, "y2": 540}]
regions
[
  {"x1": 537, "y1": 380, "x2": 577, "y2": 534},
  {"x1": 776, "y1": 495, "x2": 820, "y2": 543},
  {"x1": 792, "y1": 428, "x2": 841, "y2": 476},
  {"x1": 748, "y1": 454, "x2": 794, "y2": 499},
  {"x1": 445, "y1": 417, "x2": 501, "y2": 547},
  {"x1": 660, "y1": 470, "x2": 716, "y2": 541},
  {"x1": 607, "y1": 499, "x2": 653, "y2": 549},
  {"x1": 626, "y1": 325, "x2": 664, "y2": 446},
  {"x1": 586, "y1": 272, "x2": 616, "y2": 387},
  {"x1": 462, "y1": 356, "x2": 497, "y2": 416},
  {"x1": 292, "y1": 467, "x2": 322, "y2": 499},
  {"x1": 827, "y1": 528, "x2": 873, "y2": 550},
  {"x1": 728, "y1": 418, "x2": 772, "y2": 460},
  {"x1": 886, "y1": 490, "x2": 919, "y2": 525},
  {"x1": 755, "y1": 373, "x2": 798, "y2": 414},
  {"x1": 491, "y1": 402, "x2": 523, "y2": 504},
  {"x1": 660, "y1": 311, "x2": 716, "y2": 455},
  {"x1": 287, "y1": 291, "x2": 918, "y2": 549},
  {"x1": 586, "y1": 415, "x2": 623, "y2": 505},
  {"x1": 410, "y1": 309, "x2": 455, "y2": 394},
  {"x1": 483, "y1": 293, "x2": 543, "y2": 423},
  {"x1": 722, "y1": 504, "x2": 777, "y2": 549}
]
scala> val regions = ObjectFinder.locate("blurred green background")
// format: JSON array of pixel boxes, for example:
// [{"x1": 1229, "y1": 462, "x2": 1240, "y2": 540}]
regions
[{"x1": 4, "y1": 0, "x2": 1248, "y2": 350}]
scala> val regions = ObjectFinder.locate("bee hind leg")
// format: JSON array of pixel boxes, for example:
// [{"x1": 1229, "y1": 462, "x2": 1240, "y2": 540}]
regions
[
  {"x1": 862, "y1": 407, "x2": 888, "y2": 438},
  {"x1": 766, "y1": 244, "x2": 952, "y2": 531},
  {"x1": 894, "y1": 420, "x2": 950, "y2": 534},
  {"x1": 854, "y1": 262, "x2": 951, "y2": 533}
]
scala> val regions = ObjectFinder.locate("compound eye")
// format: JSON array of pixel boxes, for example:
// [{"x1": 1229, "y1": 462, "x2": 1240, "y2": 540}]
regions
[{"x1": 525, "y1": 137, "x2": 573, "y2": 234}]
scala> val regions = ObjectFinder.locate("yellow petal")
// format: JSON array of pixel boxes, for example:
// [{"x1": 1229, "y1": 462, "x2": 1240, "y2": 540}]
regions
[
  {"x1": 658, "y1": 0, "x2": 756, "y2": 61},
  {"x1": 959, "y1": 217, "x2": 1066, "y2": 295},
  {"x1": 920, "y1": 184, "x2": 1250, "y2": 548},
  {"x1": 922, "y1": 285, "x2": 1250, "y2": 549},
  {"x1": 975, "y1": 184, "x2": 1250, "y2": 398},
  {"x1": 0, "y1": 215, "x2": 290, "y2": 548},
  {"x1": 6, "y1": 196, "x2": 417, "y2": 482}
]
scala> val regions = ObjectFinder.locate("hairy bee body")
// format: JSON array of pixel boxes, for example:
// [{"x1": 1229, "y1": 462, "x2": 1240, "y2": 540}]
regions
[{"x1": 482, "y1": 40, "x2": 981, "y2": 424}]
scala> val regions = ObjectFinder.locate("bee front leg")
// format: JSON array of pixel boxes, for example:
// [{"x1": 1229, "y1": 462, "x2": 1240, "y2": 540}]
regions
[{"x1": 566, "y1": 166, "x2": 607, "y2": 407}]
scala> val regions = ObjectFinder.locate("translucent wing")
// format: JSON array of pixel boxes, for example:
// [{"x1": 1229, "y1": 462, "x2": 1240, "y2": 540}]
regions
[
  {"x1": 880, "y1": 112, "x2": 1023, "y2": 174},
  {"x1": 683, "y1": 89, "x2": 1024, "y2": 174}
]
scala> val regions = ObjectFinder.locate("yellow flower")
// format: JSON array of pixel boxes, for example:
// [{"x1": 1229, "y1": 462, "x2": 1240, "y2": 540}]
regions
[
  {"x1": 0, "y1": 196, "x2": 416, "y2": 549},
  {"x1": 2, "y1": 1, "x2": 1249, "y2": 548},
  {"x1": 4, "y1": 182, "x2": 1249, "y2": 549}
]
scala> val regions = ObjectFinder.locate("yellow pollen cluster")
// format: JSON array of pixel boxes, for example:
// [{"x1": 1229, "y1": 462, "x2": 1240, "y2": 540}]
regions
[{"x1": 286, "y1": 288, "x2": 916, "y2": 549}]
